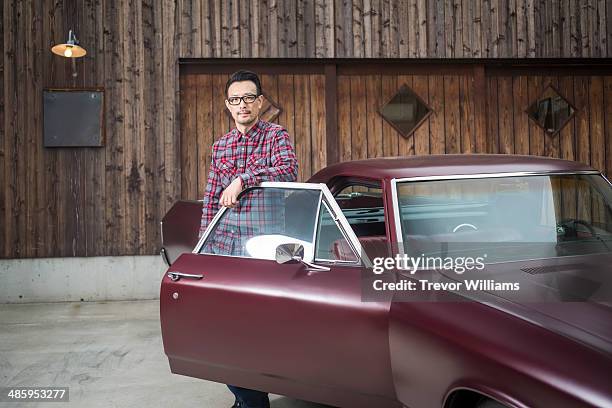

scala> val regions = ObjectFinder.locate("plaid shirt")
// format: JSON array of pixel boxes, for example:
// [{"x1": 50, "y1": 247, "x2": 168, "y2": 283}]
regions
[{"x1": 199, "y1": 120, "x2": 298, "y2": 245}]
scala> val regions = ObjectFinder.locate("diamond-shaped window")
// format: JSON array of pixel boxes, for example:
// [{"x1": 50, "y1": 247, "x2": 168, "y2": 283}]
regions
[
  {"x1": 526, "y1": 85, "x2": 576, "y2": 135},
  {"x1": 379, "y1": 84, "x2": 432, "y2": 138},
  {"x1": 225, "y1": 92, "x2": 282, "y2": 123}
]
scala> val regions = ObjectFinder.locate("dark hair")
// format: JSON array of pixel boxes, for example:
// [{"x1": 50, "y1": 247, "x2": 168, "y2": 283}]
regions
[{"x1": 225, "y1": 70, "x2": 262, "y2": 97}]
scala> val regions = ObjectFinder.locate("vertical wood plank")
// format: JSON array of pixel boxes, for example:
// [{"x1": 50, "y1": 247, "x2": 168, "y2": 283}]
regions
[
  {"x1": 381, "y1": 75, "x2": 399, "y2": 156},
  {"x1": 323, "y1": 65, "x2": 338, "y2": 164},
  {"x1": 353, "y1": 0, "x2": 365, "y2": 57},
  {"x1": 397, "y1": 75, "x2": 415, "y2": 156},
  {"x1": 135, "y1": 0, "x2": 147, "y2": 253},
  {"x1": 337, "y1": 76, "x2": 352, "y2": 161},
  {"x1": 366, "y1": 75, "x2": 384, "y2": 158},
  {"x1": 428, "y1": 0, "x2": 445, "y2": 57},
  {"x1": 294, "y1": 75, "x2": 312, "y2": 181},
  {"x1": 558, "y1": 76, "x2": 576, "y2": 161},
  {"x1": 604, "y1": 77, "x2": 612, "y2": 178},
  {"x1": 417, "y1": 0, "x2": 428, "y2": 57},
  {"x1": 543, "y1": 75, "x2": 560, "y2": 158},
  {"x1": 371, "y1": 0, "x2": 381, "y2": 57},
  {"x1": 143, "y1": 0, "x2": 162, "y2": 253},
  {"x1": 527, "y1": 76, "x2": 544, "y2": 156},
  {"x1": 334, "y1": 0, "x2": 347, "y2": 57},
  {"x1": 574, "y1": 76, "x2": 590, "y2": 165},
  {"x1": 302, "y1": 0, "x2": 315, "y2": 57},
  {"x1": 260, "y1": 0, "x2": 270, "y2": 57},
  {"x1": 497, "y1": 76, "x2": 515, "y2": 154},
  {"x1": 284, "y1": 0, "x2": 298, "y2": 57},
  {"x1": 403, "y1": 0, "x2": 414, "y2": 57},
  {"x1": 486, "y1": 76, "x2": 500, "y2": 153},
  {"x1": 429, "y1": 75, "x2": 445, "y2": 154},
  {"x1": 508, "y1": 0, "x2": 517, "y2": 56},
  {"x1": 123, "y1": 0, "x2": 138, "y2": 253},
  {"x1": 589, "y1": 77, "x2": 605, "y2": 173},
  {"x1": 196, "y1": 75, "x2": 214, "y2": 198},
  {"x1": 350, "y1": 76, "x2": 368, "y2": 160},
  {"x1": 454, "y1": 0, "x2": 464, "y2": 57},
  {"x1": 517, "y1": 0, "x2": 527, "y2": 56},
  {"x1": 388, "y1": 0, "x2": 399, "y2": 57},
  {"x1": 445, "y1": 0, "x2": 456, "y2": 56},
  {"x1": 459, "y1": 74, "x2": 476, "y2": 153},
  {"x1": 231, "y1": 0, "x2": 240, "y2": 56},
  {"x1": 551, "y1": 0, "x2": 561, "y2": 56},
  {"x1": 559, "y1": 0, "x2": 570, "y2": 56},
  {"x1": 472, "y1": 65, "x2": 487, "y2": 153},
  {"x1": 513, "y1": 76, "x2": 531, "y2": 155},
  {"x1": 278, "y1": 75, "x2": 295, "y2": 147},
  {"x1": 202, "y1": 0, "x2": 213, "y2": 56},
  {"x1": 526, "y1": 0, "x2": 536, "y2": 56},
  {"x1": 180, "y1": 75, "x2": 197, "y2": 199},
  {"x1": 310, "y1": 74, "x2": 327, "y2": 174},
  {"x1": 212, "y1": 0, "x2": 222, "y2": 57},
  {"x1": 413, "y1": 75, "x2": 430, "y2": 155},
  {"x1": 472, "y1": 0, "x2": 483, "y2": 57},
  {"x1": 569, "y1": 0, "x2": 580, "y2": 56},
  {"x1": 444, "y1": 75, "x2": 460, "y2": 153},
  {"x1": 0, "y1": 0, "x2": 5, "y2": 256},
  {"x1": 102, "y1": 0, "x2": 125, "y2": 256},
  {"x1": 240, "y1": 0, "x2": 251, "y2": 57},
  {"x1": 213, "y1": 74, "x2": 229, "y2": 142},
  {"x1": 363, "y1": 0, "x2": 373, "y2": 57},
  {"x1": 250, "y1": 0, "x2": 261, "y2": 57},
  {"x1": 163, "y1": 0, "x2": 181, "y2": 219}
]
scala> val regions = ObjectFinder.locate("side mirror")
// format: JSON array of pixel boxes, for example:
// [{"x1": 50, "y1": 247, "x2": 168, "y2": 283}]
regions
[
  {"x1": 275, "y1": 243, "x2": 330, "y2": 272},
  {"x1": 275, "y1": 243, "x2": 304, "y2": 264}
]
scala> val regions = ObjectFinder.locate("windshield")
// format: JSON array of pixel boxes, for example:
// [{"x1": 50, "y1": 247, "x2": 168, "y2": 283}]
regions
[{"x1": 396, "y1": 173, "x2": 612, "y2": 262}]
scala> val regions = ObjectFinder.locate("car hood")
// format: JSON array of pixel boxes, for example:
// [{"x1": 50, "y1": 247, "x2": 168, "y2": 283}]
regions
[{"x1": 435, "y1": 253, "x2": 612, "y2": 355}]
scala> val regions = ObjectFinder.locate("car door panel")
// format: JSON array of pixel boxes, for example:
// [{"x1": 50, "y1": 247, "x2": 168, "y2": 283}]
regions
[{"x1": 160, "y1": 252, "x2": 398, "y2": 407}]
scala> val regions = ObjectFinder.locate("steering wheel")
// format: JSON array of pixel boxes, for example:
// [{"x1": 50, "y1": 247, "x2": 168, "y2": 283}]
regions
[
  {"x1": 557, "y1": 218, "x2": 597, "y2": 238},
  {"x1": 452, "y1": 223, "x2": 478, "y2": 233}
]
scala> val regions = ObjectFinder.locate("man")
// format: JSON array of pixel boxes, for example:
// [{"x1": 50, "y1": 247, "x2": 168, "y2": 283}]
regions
[{"x1": 198, "y1": 70, "x2": 298, "y2": 408}]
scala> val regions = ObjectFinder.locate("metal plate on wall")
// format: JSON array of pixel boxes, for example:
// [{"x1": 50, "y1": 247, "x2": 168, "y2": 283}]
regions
[{"x1": 43, "y1": 89, "x2": 104, "y2": 147}]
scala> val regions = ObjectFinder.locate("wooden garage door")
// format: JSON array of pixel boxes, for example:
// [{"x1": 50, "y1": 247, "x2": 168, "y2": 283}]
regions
[{"x1": 179, "y1": 73, "x2": 326, "y2": 200}]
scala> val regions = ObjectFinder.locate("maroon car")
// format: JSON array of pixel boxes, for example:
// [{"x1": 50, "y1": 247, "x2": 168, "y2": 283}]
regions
[{"x1": 159, "y1": 154, "x2": 612, "y2": 408}]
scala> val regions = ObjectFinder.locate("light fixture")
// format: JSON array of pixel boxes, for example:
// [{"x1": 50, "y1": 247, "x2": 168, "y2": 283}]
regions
[
  {"x1": 51, "y1": 30, "x2": 87, "y2": 78},
  {"x1": 51, "y1": 30, "x2": 87, "y2": 58}
]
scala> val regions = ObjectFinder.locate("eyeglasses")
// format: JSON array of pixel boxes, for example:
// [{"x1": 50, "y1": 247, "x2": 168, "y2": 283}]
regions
[{"x1": 227, "y1": 94, "x2": 259, "y2": 105}]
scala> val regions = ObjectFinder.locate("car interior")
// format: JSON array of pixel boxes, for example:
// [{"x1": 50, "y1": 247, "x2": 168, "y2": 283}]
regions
[{"x1": 323, "y1": 182, "x2": 389, "y2": 261}]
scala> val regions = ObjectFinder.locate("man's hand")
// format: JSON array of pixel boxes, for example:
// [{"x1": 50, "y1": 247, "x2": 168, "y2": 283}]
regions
[{"x1": 219, "y1": 177, "x2": 243, "y2": 208}]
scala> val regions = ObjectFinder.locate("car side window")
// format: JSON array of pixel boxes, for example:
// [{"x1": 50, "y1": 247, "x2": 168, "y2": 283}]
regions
[
  {"x1": 335, "y1": 185, "x2": 386, "y2": 238},
  {"x1": 314, "y1": 202, "x2": 358, "y2": 262},
  {"x1": 200, "y1": 187, "x2": 321, "y2": 260},
  {"x1": 334, "y1": 184, "x2": 389, "y2": 259}
]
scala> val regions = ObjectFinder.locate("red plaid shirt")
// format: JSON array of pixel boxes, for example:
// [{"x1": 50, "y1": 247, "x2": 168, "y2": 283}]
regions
[{"x1": 199, "y1": 120, "x2": 298, "y2": 239}]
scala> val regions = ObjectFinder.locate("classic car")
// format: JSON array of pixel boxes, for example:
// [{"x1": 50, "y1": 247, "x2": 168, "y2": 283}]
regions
[{"x1": 159, "y1": 154, "x2": 612, "y2": 408}]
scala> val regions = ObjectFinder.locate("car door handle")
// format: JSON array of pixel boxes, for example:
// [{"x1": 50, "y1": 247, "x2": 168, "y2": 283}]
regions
[{"x1": 167, "y1": 271, "x2": 204, "y2": 281}]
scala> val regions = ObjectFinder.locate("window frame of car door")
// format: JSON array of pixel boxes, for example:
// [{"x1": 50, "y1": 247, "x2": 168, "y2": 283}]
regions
[{"x1": 192, "y1": 181, "x2": 371, "y2": 267}]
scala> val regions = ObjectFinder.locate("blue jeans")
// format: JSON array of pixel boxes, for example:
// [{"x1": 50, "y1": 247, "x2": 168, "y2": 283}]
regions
[{"x1": 227, "y1": 384, "x2": 270, "y2": 408}]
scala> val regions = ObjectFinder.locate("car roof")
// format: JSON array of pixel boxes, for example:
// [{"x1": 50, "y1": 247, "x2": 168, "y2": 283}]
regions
[{"x1": 307, "y1": 154, "x2": 597, "y2": 183}]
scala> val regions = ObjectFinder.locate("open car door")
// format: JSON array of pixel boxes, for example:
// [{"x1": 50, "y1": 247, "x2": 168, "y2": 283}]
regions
[
  {"x1": 160, "y1": 200, "x2": 202, "y2": 266},
  {"x1": 159, "y1": 182, "x2": 399, "y2": 408}
]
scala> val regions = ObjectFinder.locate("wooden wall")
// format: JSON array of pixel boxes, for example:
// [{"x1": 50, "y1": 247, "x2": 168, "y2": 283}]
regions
[
  {"x1": 335, "y1": 72, "x2": 612, "y2": 178},
  {"x1": 176, "y1": 0, "x2": 612, "y2": 58},
  {"x1": 1, "y1": 0, "x2": 180, "y2": 258},
  {"x1": 179, "y1": 73, "x2": 327, "y2": 199},
  {"x1": 180, "y1": 69, "x2": 612, "y2": 204},
  {"x1": 1, "y1": 0, "x2": 612, "y2": 259}
]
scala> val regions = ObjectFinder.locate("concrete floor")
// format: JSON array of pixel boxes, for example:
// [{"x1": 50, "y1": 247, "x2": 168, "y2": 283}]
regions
[{"x1": 0, "y1": 300, "x2": 332, "y2": 408}]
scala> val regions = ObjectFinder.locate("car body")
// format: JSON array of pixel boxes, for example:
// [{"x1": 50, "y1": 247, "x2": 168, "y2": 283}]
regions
[{"x1": 159, "y1": 154, "x2": 612, "y2": 408}]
